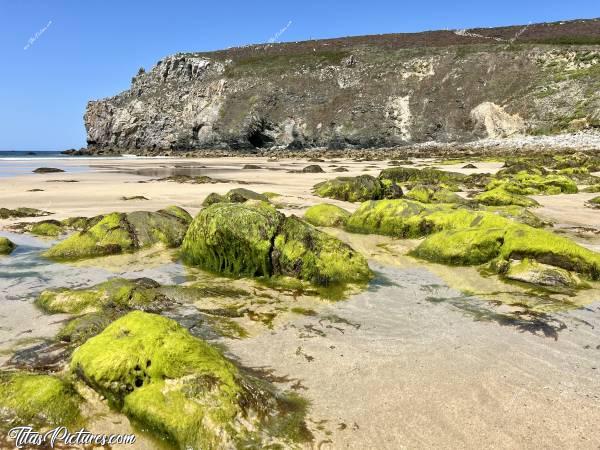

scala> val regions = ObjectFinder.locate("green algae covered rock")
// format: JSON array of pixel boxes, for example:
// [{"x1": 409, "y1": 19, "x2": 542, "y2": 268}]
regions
[
  {"x1": 36, "y1": 278, "x2": 169, "y2": 314},
  {"x1": 44, "y1": 207, "x2": 192, "y2": 260},
  {"x1": 71, "y1": 311, "x2": 309, "y2": 449},
  {"x1": 405, "y1": 185, "x2": 466, "y2": 204},
  {"x1": 487, "y1": 171, "x2": 578, "y2": 195},
  {"x1": 30, "y1": 220, "x2": 64, "y2": 237},
  {"x1": 413, "y1": 223, "x2": 600, "y2": 280},
  {"x1": 182, "y1": 202, "x2": 372, "y2": 289},
  {"x1": 475, "y1": 187, "x2": 540, "y2": 207},
  {"x1": 272, "y1": 216, "x2": 372, "y2": 286},
  {"x1": 182, "y1": 202, "x2": 283, "y2": 277},
  {"x1": 313, "y1": 175, "x2": 384, "y2": 202},
  {"x1": 304, "y1": 203, "x2": 351, "y2": 227},
  {"x1": 202, "y1": 189, "x2": 269, "y2": 207},
  {"x1": 503, "y1": 259, "x2": 586, "y2": 289},
  {"x1": 412, "y1": 227, "x2": 506, "y2": 265},
  {"x1": 0, "y1": 207, "x2": 51, "y2": 219},
  {"x1": 379, "y1": 166, "x2": 465, "y2": 186},
  {"x1": 346, "y1": 199, "x2": 512, "y2": 238},
  {"x1": 586, "y1": 196, "x2": 600, "y2": 209},
  {"x1": 0, "y1": 372, "x2": 82, "y2": 429},
  {"x1": 202, "y1": 192, "x2": 226, "y2": 207},
  {"x1": 0, "y1": 237, "x2": 15, "y2": 255},
  {"x1": 482, "y1": 206, "x2": 547, "y2": 228}
]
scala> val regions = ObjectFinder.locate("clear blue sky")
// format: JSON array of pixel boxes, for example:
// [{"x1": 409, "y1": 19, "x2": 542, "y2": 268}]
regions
[{"x1": 0, "y1": 0, "x2": 597, "y2": 151}]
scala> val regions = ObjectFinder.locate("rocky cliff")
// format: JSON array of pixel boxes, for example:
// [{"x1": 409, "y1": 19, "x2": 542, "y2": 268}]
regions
[{"x1": 84, "y1": 18, "x2": 600, "y2": 154}]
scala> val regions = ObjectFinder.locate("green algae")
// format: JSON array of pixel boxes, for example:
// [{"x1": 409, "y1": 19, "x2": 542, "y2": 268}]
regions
[
  {"x1": 0, "y1": 237, "x2": 15, "y2": 255},
  {"x1": 304, "y1": 203, "x2": 351, "y2": 227},
  {"x1": 30, "y1": 220, "x2": 64, "y2": 237},
  {"x1": 503, "y1": 259, "x2": 587, "y2": 289},
  {"x1": 0, "y1": 371, "x2": 83, "y2": 430},
  {"x1": 313, "y1": 175, "x2": 384, "y2": 202},
  {"x1": 71, "y1": 311, "x2": 310, "y2": 449},
  {"x1": 486, "y1": 171, "x2": 578, "y2": 195},
  {"x1": 272, "y1": 216, "x2": 372, "y2": 287},
  {"x1": 405, "y1": 185, "x2": 465, "y2": 204},
  {"x1": 481, "y1": 205, "x2": 547, "y2": 228},
  {"x1": 586, "y1": 196, "x2": 600, "y2": 208},
  {"x1": 378, "y1": 166, "x2": 465, "y2": 188},
  {"x1": 44, "y1": 207, "x2": 191, "y2": 260},
  {"x1": 36, "y1": 278, "x2": 167, "y2": 314},
  {"x1": 181, "y1": 202, "x2": 282, "y2": 277},
  {"x1": 475, "y1": 187, "x2": 540, "y2": 207}
]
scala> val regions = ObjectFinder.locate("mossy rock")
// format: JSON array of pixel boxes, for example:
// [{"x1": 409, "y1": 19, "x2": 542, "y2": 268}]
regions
[
  {"x1": 405, "y1": 185, "x2": 433, "y2": 203},
  {"x1": 313, "y1": 175, "x2": 384, "y2": 202},
  {"x1": 70, "y1": 311, "x2": 309, "y2": 449},
  {"x1": 475, "y1": 187, "x2": 540, "y2": 207},
  {"x1": 379, "y1": 167, "x2": 465, "y2": 189},
  {"x1": 30, "y1": 220, "x2": 64, "y2": 237},
  {"x1": 0, "y1": 207, "x2": 51, "y2": 219},
  {"x1": 503, "y1": 259, "x2": 586, "y2": 289},
  {"x1": 414, "y1": 223, "x2": 600, "y2": 280},
  {"x1": 61, "y1": 215, "x2": 104, "y2": 231},
  {"x1": 57, "y1": 311, "x2": 119, "y2": 346},
  {"x1": 182, "y1": 202, "x2": 283, "y2": 277},
  {"x1": 0, "y1": 371, "x2": 82, "y2": 430},
  {"x1": 44, "y1": 207, "x2": 191, "y2": 260},
  {"x1": 405, "y1": 186, "x2": 465, "y2": 204},
  {"x1": 36, "y1": 278, "x2": 169, "y2": 314},
  {"x1": 272, "y1": 216, "x2": 372, "y2": 286},
  {"x1": 482, "y1": 206, "x2": 547, "y2": 228},
  {"x1": 585, "y1": 196, "x2": 600, "y2": 209},
  {"x1": 412, "y1": 227, "x2": 506, "y2": 265},
  {"x1": 582, "y1": 185, "x2": 600, "y2": 193},
  {"x1": 304, "y1": 204, "x2": 351, "y2": 227},
  {"x1": 202, "y1": 192, "x2": 226, "y2": 207},
  {"x1": 0, "y1": 237, "x2": 15, "y2": 255},
  {"x1": 225, "y1": 188, "x2": 269, "y2": 203},
  {"x1": 487, "y1": 171, "x2": 578, "y2": 196}
]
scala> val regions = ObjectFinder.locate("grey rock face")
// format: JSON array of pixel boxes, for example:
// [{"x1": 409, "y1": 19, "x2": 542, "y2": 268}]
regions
[{"x1": 84, "y1": 20, "x2": 600, "y2": 154}]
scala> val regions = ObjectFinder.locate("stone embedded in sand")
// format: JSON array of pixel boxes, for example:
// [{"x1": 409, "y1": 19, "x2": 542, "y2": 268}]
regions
[
  {"x1": 475, "y1": 187, "x2": 540, "y2": 207},
  {"x1": 181, "y1": 202, "x2": 371, "y2": 287},
  {"x1": 313, "y1": 175, "x2": 384, "y2": 202},
  {"x1": 272, "y1": 216, "x2": 372, "y2": 286},
  {"x1": 304, "y1": 204, "x2": 351, "y2": 227},
  {"x1": 70, "y1": 311, "x2": 309, "y2": 449},
  {"x1": 503, "y1": 259, "x2": 586, "y2": 289},
  {"x1": 0, "y1": 371, "x2": 82, "y2": 428},
  {"x1": 36, "y1": 277, "x2": 169, "y2": 314},
  {"x1": 43, "y1": 206, "x2": 191, "y2": 260},
  {"x1": 0, "y1": 207, "x2": 52, "y2": 219},
  {"x1": 0, "y1": 237, "x2": 16, "y2": 255},
  {"x1": 301, "y1": 164, "x2": 325, "y2": 173},
  {"x1": 225, "y1": 188, "x2": 268, "y2": 203},
  {"x1": 585, "y1": 196, "x2": 600, "y2": 209},
  {"x1": 33, "y1": 167, "x2": 65, "y2": 173}
]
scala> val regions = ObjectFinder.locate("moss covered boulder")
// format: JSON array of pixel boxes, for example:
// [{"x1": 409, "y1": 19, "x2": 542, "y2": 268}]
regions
[
  {"x1": 413, "y1": 223, "x2": 600, "y2": 281},
  {"x1": 475, "y1": 187, "x2": 540, "y2": 207},
  {"x1": 487, "y1": 172, "x2": 577, "y2": 196},
  {"x1": 36, "y1": 278, "x2": 169, "y2": 314},
  {"x1": 0, "y1": 207, "x2": 51, "y2": 219},
  {"x1": 304, "y1": 204, "x2": 351, "y2": 227},
  {"x1": 182, "y1": 202, "x2": 283, "y2": 277},
  {"x1": 30, "y1": 220, "x2": 64, "y2": 237},
  {"x1": 71, "y1": 311, "x2": 309, "y2": 449},
  {"x1": 182, "y1": 203, "x2": 372, "y2": 288},
  {"x1": 44, "y1": 206, "x2": 191, "y2": 260},
  {"x1": 272, "y1": 216, "x2": 371, "y2": 286},
  {"x1": 405, "y1": 185, "x2": 466, "y2": 204},
  {"x1": 0, "y1": 371, "x2": 82, "y2": 429},
  {"x1": 0, "y1": 237, "x2": 15, "y2": 255},
  {"x1": 379, "y1": 167, "x2": 465, "y2": 189},
  {"x1": 313, "y1": 175, "x2": 384, "y2": 202}
]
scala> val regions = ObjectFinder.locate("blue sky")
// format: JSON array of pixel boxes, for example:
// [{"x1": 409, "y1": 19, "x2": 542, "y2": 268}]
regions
[{"x1": 0, "y1": 0, "x2": 597, "y2": 151}]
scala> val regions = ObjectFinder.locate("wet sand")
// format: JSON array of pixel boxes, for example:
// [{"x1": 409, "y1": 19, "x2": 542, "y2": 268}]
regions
[{"x1": 0, "y1": 156, "x2": 599, "y2": 449}]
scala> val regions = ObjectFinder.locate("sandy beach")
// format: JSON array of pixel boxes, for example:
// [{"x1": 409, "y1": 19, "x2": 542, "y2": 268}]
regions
[{"x1": 1, "y1": 155, "x2": 599, "y2": 449}]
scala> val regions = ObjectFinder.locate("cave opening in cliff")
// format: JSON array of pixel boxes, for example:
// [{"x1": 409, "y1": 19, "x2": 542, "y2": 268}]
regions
[{"x1": 246, "y1": 118, "x2": 275, "y2": 148}]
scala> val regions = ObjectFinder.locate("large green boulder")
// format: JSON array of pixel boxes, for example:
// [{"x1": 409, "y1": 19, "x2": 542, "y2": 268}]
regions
[
  {"x1": 313, "y1": 175, "x2": 384, "y2": 202},
  {"x1": 475, "y1": 187, "x2": 540, "y2": 207},
  {"x1": 181, "y1": 202, "x2": 283, "y2": 277},
  {"x1": 0, "y1": 372, "x2": 82, "y2": 429},
  {"x1": 181, "y1": 203, "x2": 372, "y2": 287},
  {"x1": 0, "y1": 237, "x2": 15, "y2": 255},
  {"x1": 379, "y1": 167, "x2": 465, "y2": 189},
  {"x1": 486, "y1": 171, "x2": 578, "y2": 195},
  {"x1": 44, "y1": 206, "x2": 191, "y2": 260},
  {"x1": 70, "y1": 311, "x2": 308, "y2": 449}
]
